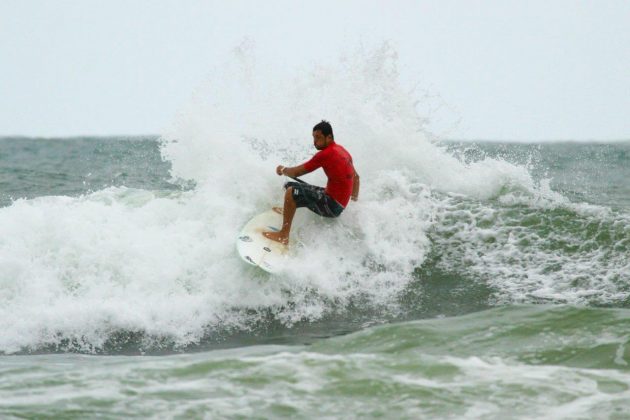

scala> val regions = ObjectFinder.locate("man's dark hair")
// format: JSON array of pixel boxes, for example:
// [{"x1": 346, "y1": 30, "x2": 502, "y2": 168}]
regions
[{"x1": 313, "y1": 120, "x2": 334, "y2": 139}]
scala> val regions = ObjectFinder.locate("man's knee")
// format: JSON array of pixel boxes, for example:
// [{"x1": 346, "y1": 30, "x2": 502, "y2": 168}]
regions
[{"x1": 285, "y1": 187, "x2": 295, "y2": 202}]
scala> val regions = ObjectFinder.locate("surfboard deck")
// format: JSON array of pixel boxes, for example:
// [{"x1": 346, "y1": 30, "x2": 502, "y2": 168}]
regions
[{"x1": 236, "y1": 209, "x2": 288, "y2": 273}]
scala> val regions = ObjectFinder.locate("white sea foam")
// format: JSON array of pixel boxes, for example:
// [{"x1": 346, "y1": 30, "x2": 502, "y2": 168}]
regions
[
  {"x1": 0, "y1": 43, "x2": 608, "y2": 353},
  {"x1": 432, "y1": 191, "x2": 630, "y2": 304}
]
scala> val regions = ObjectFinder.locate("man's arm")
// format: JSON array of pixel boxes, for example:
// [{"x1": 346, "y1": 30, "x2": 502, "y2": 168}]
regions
[
  {"x1": 351, "y1": 170, "x2": 360, "y2": 201},
  {"x1": 276, "y1": 164, "x2": 309, "y2": 178}
]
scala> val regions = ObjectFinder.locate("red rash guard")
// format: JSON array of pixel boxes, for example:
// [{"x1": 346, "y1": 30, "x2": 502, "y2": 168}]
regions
[{"x1": 302, "y1": 142, "x2": 355, "y2": 207}]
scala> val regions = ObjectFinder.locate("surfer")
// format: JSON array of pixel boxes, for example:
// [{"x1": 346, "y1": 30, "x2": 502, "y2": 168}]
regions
[{"x1": 263, "y1": 120, "x2": 360, "y2": 245}]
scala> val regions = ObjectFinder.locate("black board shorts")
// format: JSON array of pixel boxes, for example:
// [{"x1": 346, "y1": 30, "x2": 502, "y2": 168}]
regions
[{"x1": 284, "y1": 181, "x2": 344, "y2": 218}]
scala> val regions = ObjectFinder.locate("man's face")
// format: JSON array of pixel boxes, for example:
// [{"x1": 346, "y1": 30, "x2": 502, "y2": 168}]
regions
[{"x1": 312, "y1": 130, "x2": 331, "y2": 150}]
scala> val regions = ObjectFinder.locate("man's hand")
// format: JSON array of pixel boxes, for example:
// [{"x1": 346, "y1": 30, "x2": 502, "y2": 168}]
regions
[
  {"x1": 351, "y1": 171, "x2": 360, "y2": 202},
  {"x1": 275, "y1": 164, "x2": 307, "y2": 178}
]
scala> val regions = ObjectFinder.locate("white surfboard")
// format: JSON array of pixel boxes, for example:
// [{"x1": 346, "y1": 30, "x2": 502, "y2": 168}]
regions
[{"x1": 236, "y1": 209, "x2": 289, "y2": 273}]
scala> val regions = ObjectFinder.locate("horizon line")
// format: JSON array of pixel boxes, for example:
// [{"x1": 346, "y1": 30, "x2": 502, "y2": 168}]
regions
[{"x1": 1, "y1": 134, "x2": 629, "y2": 143}]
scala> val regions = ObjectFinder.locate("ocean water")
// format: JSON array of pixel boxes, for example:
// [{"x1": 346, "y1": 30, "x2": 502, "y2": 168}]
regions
[{"x1": 2, "y1": 47, "x2": 630, "y2": 418}]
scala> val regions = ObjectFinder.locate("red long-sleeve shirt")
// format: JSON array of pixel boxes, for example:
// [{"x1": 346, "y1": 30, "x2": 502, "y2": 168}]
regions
[{"x1": 302, "y1": 142, "x2": 355, "y2": 207}]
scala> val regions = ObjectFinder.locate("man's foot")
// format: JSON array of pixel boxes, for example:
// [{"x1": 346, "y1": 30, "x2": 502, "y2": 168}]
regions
[
  {"x1": 272, "y1": 207, "x2": 283, "y2": 215},
  {"x1": 262, "y1": 230, "x2": 289, "y2": 245}
]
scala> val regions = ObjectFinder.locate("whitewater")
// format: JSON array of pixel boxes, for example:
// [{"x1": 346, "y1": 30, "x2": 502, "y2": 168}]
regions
[{"x1": 1, "y1": 45, "x2": 630, "y2": 418}]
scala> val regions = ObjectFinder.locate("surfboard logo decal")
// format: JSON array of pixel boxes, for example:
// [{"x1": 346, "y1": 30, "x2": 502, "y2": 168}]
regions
[
  {"x1": 263, "y1": 247, "x2": 271, "y2": 252},
  {"x1": 239, "y1": 235, "x2": 253, "y2": 242},
  {"x1": 245, "y1": 256, "x2": 255, "y2": 264},
  {"x1": 266, "y1": 226, "x2": 280, "y2": 232}
]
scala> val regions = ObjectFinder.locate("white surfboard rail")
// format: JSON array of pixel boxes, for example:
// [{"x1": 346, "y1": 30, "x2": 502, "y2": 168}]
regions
[{"x1": 236, "y1": 209, "x2": 289, "y2": 273}]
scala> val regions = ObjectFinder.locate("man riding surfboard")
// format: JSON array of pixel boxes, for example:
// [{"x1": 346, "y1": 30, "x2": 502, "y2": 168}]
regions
[{"x1": 263, "y1": 120, "x2": 360, "y2": 245}]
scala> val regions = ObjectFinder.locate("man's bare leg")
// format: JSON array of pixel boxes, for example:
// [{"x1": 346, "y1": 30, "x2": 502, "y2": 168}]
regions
[{"x1": 263, "y1": 187, "x2": 296, "y2": 245}]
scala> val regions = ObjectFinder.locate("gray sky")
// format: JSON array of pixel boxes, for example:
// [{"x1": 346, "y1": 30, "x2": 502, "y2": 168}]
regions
[{"x1": 1, "y1": 0, "x2": 629, "y2": 140}]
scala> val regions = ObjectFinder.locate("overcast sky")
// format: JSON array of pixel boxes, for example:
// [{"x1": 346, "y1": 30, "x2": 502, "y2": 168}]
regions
[{"x1": 1, "y1": 0, "x2": 629, "y2": 140}]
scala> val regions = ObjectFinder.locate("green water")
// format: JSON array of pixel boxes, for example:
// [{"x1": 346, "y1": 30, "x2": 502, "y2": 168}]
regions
[
  {"x1": 2, "y1": 306, "x2": 629, "y2": 419},
  {"x1": 1, "y1": 137, "x2": 630, "y2": 418}
]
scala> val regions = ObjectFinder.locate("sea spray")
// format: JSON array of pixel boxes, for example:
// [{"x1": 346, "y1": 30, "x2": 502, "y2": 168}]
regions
[{"x1": 0, "y1": 44, "x2": 615, "y2": 355}]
